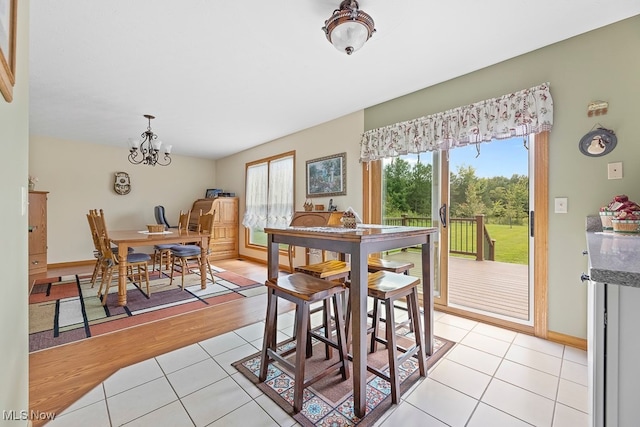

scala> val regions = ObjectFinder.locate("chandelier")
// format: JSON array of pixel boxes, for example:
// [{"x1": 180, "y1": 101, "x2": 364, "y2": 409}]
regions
[
  {"x1": 128, "y1": 114, "x2": 172, "y2": 166},
  {"x1": 322, "y1": 0, "x2": 376, "y2": 55}
]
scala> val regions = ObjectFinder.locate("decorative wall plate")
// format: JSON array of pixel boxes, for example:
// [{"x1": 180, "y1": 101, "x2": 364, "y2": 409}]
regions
[
  {"x1": 578, "y1": 127, "x2": 617, "y2": 157},
  {"x1": 114, "y1": 171, "x2": 131, "y2": 195}
]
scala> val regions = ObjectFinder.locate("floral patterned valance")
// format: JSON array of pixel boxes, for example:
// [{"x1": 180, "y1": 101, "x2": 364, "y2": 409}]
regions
[{"x1": 360, "y1": 83, "x2": 553, "y2": 162}]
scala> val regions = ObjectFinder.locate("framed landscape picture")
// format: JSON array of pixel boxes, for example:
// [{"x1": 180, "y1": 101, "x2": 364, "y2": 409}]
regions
[{"x1": 306, "y1": 152, "x2": 346, "y2": 197}]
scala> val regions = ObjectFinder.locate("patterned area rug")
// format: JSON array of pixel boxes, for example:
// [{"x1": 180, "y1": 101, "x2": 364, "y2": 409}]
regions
[
  {"x1": 29, "y1": 265, "x2": 265, "y2": 352},
  {"x1": 233, "y1": 332, "x2": 454, "y2": 426}
]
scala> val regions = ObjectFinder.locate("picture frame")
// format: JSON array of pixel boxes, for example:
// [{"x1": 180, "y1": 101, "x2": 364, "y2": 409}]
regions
[
  {"x1": 306, "y1": 152, "x2": 346, "y2": 198},
  {"x1": 205, "y1": 188, "x2": 222, "y2": 198},
  {"x1": 0, "y1": 0, "x2": 17, "y2": 102}
]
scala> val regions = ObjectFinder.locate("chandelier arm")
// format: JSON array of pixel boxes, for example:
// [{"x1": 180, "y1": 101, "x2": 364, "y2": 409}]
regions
[{"x1": 128, "y1": 114, "x2": 172, "y2": 166}]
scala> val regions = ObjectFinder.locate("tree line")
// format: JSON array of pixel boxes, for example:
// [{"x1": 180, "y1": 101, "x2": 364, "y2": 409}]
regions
[{"x1": 384, "y1": 158, "x2": 529, "y2": 225}]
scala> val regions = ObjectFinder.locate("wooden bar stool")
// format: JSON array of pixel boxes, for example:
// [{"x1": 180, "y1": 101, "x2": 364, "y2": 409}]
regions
[
  {"x1": 259, "y1": 273, "x2": 350, "y2": 413},
  {"x1": 367, "y1": 257, "x2": 414, "y2": 275},
  {"x1": 295, "y1": 259, "x2": 350, "y2": 282},
  {"x1": 346, "y1": 270, "x2": 426, "y2": 404}
]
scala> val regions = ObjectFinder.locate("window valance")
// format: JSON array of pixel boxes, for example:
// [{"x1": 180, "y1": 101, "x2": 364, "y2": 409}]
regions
[{"x1": 360, "y1": 83, "x2": 553, "y2": 162}]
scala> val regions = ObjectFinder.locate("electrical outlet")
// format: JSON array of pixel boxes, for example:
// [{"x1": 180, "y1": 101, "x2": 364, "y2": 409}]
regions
[
  {"x1": 554, "y1": 197, "x2": 568, "y2": 214},
  {"x1": 608, "y1": 162, "x2": 623, "y2": 180}
]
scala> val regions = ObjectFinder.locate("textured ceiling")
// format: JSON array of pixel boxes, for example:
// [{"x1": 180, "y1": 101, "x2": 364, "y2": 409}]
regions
[{"x1": 28, "y1": 1, "x2": 640, "y2": 159}]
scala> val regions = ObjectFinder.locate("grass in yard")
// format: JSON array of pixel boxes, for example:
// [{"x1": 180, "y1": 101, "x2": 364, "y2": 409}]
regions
[{"x1": 483, "y1": 224, "x2": 528, "y2": 264}]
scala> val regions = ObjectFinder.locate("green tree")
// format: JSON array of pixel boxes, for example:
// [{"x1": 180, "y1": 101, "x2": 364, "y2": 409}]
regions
[
  {"x1": 406, "y1": 162, "x2": 432, "y2": 216},
  {"x1": 383, "y1": 158, "x2": 412, "y2": 214}
]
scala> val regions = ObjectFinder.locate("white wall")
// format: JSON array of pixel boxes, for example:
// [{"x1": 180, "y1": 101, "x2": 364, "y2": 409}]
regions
[
  {"x1": 29, "y1": 136, "x2": 216, "y2": 263},
  {"x1": 215, "y1": 111, "x2": 364, "y2": 267},
  {"x1": 0, "y1": 0, "x2": 30, "y2": 420}
]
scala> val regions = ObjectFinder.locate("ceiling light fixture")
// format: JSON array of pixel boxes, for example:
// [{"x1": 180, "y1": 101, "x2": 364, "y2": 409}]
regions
[
  {"x1": 128, "y1": 114, "x2": 172, "y2": 166},
  {"x1": 322, "y1": 0, "x2": 376, "y2": 55}
]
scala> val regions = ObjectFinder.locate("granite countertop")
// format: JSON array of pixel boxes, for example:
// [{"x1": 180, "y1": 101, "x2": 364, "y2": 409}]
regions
[{"x1": 586, "y1": 216, "x2": 640, "y2": 286}]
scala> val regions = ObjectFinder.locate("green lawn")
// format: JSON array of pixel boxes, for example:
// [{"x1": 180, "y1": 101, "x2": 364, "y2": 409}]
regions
[
  {"x1": 448, "y1": 223, "x2": 528, "y2": 265},
  {"x1": 483, "y1": 224, "x2": 528, "y2": 264}
]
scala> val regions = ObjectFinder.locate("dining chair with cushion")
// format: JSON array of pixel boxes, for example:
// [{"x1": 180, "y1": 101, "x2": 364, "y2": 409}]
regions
[
  {"x1": 152, "y1": 210, "x2": 191, "y2": 272},
  {"x1": 168, "y1": 212, "x2": 215, "y2": 289},
  {"x1": 88, "y1": 213, "x2": 151, "y2": 304}
]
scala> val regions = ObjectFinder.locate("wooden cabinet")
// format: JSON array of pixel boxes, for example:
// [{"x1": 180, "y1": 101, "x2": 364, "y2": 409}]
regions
[
  {"x1": 28, "y1": 191, "x2": 48, "y2": 276},
  {"x1": 189, "y1": 197, "x2": 239, "y2": 261}
]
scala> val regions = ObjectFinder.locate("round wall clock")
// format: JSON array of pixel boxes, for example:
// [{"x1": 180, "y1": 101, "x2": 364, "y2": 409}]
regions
[{"x1": 578, "y1": 127, "x2": 617, "y2": 157}]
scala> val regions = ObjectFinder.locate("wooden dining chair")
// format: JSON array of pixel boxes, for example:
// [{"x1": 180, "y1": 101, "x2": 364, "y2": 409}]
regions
[
  {"x1": 169, "y1": 212, "x2": 215, "y2": 289},
  {"x1": 88, "y1": 213, "x2": 152, "y2": 305},
  {"x1": 152, "y1": 210, "x2": 191, "y2": 272}
]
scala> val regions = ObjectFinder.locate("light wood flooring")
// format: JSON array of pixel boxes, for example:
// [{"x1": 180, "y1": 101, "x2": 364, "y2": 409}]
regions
[{"x1": 29, "y1": 258, "x2": 290, "y2": 427}]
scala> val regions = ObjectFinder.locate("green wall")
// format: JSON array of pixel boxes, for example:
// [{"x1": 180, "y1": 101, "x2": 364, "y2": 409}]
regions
[{"x1": 363, "y1": 15, "x2": 640, "y2": 338}]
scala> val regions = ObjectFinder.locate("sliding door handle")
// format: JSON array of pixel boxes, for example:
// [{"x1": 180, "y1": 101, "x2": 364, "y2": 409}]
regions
[
  {"x1": 530, "y1": 211, "x2": 534, "y2": 237},
  {"x1": 439, "y1": 204, "x2": 447, "y2": 228}
]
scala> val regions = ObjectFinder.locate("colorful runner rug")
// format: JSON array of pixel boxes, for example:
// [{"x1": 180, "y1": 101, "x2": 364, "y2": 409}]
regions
[{"x1": 29, "y1": 265, "x2": 265, "y2": 352}]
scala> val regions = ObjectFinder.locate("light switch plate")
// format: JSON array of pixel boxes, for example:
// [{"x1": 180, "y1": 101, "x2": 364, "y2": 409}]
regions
[
  {"x1": 608, "y1": 162, "x2": 623, "y2": 180},
  {"x1": 555, "y1": 197, "x2": 568, "y2": 214}
]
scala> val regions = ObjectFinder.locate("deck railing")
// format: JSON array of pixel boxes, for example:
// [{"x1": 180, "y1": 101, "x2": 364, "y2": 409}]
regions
[{"x1": 383, "y1": 214, "x2": 495, "y2": 261}]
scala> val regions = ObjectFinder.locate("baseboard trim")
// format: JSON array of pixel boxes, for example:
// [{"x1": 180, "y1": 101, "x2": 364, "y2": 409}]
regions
[
  {"x1": 48, "y1": 259, "x2": 95, "y2": 269},
  {"x1": 237, "y1": 254, "x2": 293, "y2": 273},
  {"x1": 547, "y1": 330, "x2": 587, "y2": 350}
]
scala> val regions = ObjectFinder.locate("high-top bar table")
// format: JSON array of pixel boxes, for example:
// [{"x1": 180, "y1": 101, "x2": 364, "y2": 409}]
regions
[
  {"x1": 109, "y1": 229, "x2": 211, "y2": 306},
  {"x1": 264, "y1": 224, "x2": 437, "y2": 418}
]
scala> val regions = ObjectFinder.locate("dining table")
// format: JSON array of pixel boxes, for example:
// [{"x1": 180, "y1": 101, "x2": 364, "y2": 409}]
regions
[
  {"x1": 264, "y1": 224, "x2": 437, "y2": 418},
  {"x1": 109, "y1": 229, "x2": 211, "y2": 306}
]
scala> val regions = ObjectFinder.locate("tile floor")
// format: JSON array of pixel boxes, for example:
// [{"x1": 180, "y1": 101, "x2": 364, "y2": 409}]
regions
[{"x1": 47, "y1": 310, "x2": 590, "y2": 426}]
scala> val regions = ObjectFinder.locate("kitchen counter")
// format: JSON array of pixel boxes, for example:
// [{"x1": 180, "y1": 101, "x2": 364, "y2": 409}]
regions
[{"x1": 586, "y1": 230, "x2": 640, "y2": 287}]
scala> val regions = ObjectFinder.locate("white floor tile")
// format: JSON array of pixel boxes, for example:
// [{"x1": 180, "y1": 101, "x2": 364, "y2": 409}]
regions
[
  {"x1": 231, "y1": 371, "x2": 263, "y2": 399},
  {"x1": 553, "y1": 402, "x2": 590, "y2": 427},
  {"x1": 378, "y1": 402, "x2": 448, "y2": 426},
  {"x1": 213, "y1": 343, "x2": 262, "y2": 375},
  {"x1": 560, "y1": 359, "x2": 588, "y2": 387},
  {"x1": 123, "y1": 400, "x2": 194, "y2": 426},
  {"x1": 198, "y1": 331, "x2": 248, "y2": 357},
  {"x1": 207, "y1": 400, "x2": 279, "y2": 427},
  {"x1": 167, "y1": 358, "x2": 228, "y2": 398},
  {"x1": 494, "y1": 359, "x2": 559, "y2": 400},
  {"x1": 430, "y1": 359, "x2": 492, "y2": 399},
  {"x1": 47, "y1": 400, "x2": 110, "y2": 427},
  {"x1": 482, "y1": 378, "x2": 555, "y2": 427},
  {"x1": 254, "y1": 394, "x2": 298, "y2": 427},
  {"x1": 107, "y1": 377, "x2": 178, "y2": 426},
  {"x1": 563, "y1": 346, "x2": 587, "y2": 366},
  {"x1": 155, "y1": 343, "x2": 211, "y2": 374},
  {"x1": 234, "y1": 321, "x2": 267, "y2": 342},
  {"x1": 467, "y1": 402, "x2": 532, "y2": 427},
  {"x1": 181, "y1": 376, "x2": 252, "y2": 427},
  {"x1": 437, "y1": 313, "x2": 479, "y2": 330},
  {"x1": 433, "y1": 310, "x2": 446, "y2": 321},
  {"x1": 59, "y1": 384, "x2": 105, "y2": 415},
  {"x1": 433, "y1": 321, "x2": 470, "y2": 342},
  {"x1": 513, "y1": 333, "x2": 564, "y2": 358},
  {"x1": 104, "y1": 358, "x2": 165, "y2": 397},
  {"x1": 444, "y1": 343, "x2": 502, "y2": 376},
  {"x1": 556, "y1": 378, "x2": 589, "y2": 413},
  {"x1": 505, "y1": 345, "x2": 562, "y2": 376},
  {"x1": 405, "y1": 378, "x2": 477, "y2": 426},
  {"x1": 459, "y1": 331, "x2": 511, "y2": 357},
  {"x1": 249, "y1": 330, "x2": 291, "y2": 352},
  {"x1": 472, "y1": 322, "x2": 517, "y2": 343}
]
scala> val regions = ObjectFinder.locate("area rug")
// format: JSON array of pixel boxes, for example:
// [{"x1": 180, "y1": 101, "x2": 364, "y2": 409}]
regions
[
  {"x1": 233, "y1": 332, "x2": 454, "y2": 426},
  {"x1": 29, "y1": 264, "x2": 265, "y2": 352}
]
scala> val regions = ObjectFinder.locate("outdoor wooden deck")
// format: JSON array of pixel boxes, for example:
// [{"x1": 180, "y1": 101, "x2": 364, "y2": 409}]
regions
[{"x1": 384, "y1": 251, "x2": 530, "y2": 321}]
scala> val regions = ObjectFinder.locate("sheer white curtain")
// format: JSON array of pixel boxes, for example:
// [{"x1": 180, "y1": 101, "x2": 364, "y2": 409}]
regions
[
  {"x1": 242, "y1": 163, "x2": 268, "y2": 229},
  {"x1": 267, "y1": 156, "x2": 294, "y2": 228},
  {"x1": 242, "y1": 154, "x2": 294, "y2": 231}
]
